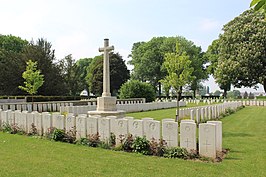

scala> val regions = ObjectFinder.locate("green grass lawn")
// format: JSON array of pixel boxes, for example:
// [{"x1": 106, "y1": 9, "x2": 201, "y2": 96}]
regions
[
  {"x1": 126, "y1": 102, "x2": 215, "y2": 121},
  {"x1": 0, "y1": 106, "x2": 266, "y2": 177}
]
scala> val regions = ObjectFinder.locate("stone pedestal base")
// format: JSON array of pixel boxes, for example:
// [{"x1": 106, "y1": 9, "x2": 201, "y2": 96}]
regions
[
  {"x1": 88, "y1": 110, "x2": 125, "y2": 118},
  {"x1": 97, "y1": 96, "x2": 117, "y2": 111}
]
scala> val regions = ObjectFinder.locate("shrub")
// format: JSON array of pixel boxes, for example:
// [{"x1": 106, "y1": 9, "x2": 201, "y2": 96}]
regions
[
  {"x1": 64, "y1": 128, "x2": 76, "y2": 144},
  {"x1": 164, "y1": 147, "x2": 189, "y2": 159},
  {"x1": 76, "y1": 138, "x2": 89, "y2": 146},
  {"x1": 2, "y1": 123, "x2": 25, "y2": 135},
  {"x1": 118, "y1": 80, "x2": 156, "y2": 102},
  {"x1": 51, "y1": 128, "x2": 65, "y2": 142},
  {"x1": 87, "y1": 133, "x2": 101, "y2": 147},
  {"x1": 109, "y1": 132, "x2": 116, "y2": 147},
  {"x1": 122, "y1": 134, "x2": 134, "y2": 152},
  {"x1": 132, "y1": 136, "x2": 151, "y2": 155},
  {"x1": 28, "y1": 123, "x2": 38, "y2": 136},
  {"x1": 149, "y1": 138, "x2": 167, "y2": 156}
]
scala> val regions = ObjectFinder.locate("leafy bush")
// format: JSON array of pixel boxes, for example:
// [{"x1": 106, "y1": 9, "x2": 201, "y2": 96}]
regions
[
  {"x1": 76, "y1": 138, "x2": 89, "y2": 145},
  {"x1": 225, "y1": 108, "x2": 235, "y2": 115},
  {"x1": 149, "y1": 138, "x2": 167, "y2": 156},
  {"x1": 28, "y1": 123, "x2": 38, "y2": 136},
  {"x1": 118, "y1": 80, "x2": 156, "y2": 102},
  {"x1": 122, "y1": 134, "x2": 134, "y2": 152},
  {"x1": 164, "y1": 147, "x2": 189, "y2": 159},
  {"x1": 51, "y1": 128, "x2": 65, "y2": 141},
  {"x1": 109, "y1": 132, "x2": 116, "y2": 147},
  {"x1": 132, "y1": 136, "x2": 151, "y2": 155},
  {"x1": 64, "y1": 128, "x2": 76, "y2": 143},
  {"x1": 2, "y1": 123, "x2": 25, "y2": 135},
  {"x1": 87, "y1": 133, "x2": 101, "y2": 147}
]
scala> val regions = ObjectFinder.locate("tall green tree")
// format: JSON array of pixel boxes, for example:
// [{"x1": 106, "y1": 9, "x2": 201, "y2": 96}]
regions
[
  {"x1": 217, "y1": 10, "x2": 266, "y2": 93},
  {"x1": 0, "y1": 34, "x2": 28, "y2": 95},
  {"x1": 129, "y1": 36, "x2": 206, "y2": 97},
  {"x1": 19, "y1": 60, "x2": 44, "y2": 95},
  {"x1": 205, "y1": 39, "x2": 231, "y2": 98},
  {"x1": 59, "y1": 54, "x2": 79, "y2": 96},
  {"x1": 22, "y1": 38, "x2": 67, "y2": 95},
  {"x1": 87, "y1": 52, "x2": 130, "y2": 96},
  {"x1": 161, "y1": 43, "x2": 194, "y2": 121},
  {"x1": 129, "y1": 37, "x2": 166, "y2": 96},
  {"x1": 75, "y1": 58, "x2": 93, "y2": 93}
]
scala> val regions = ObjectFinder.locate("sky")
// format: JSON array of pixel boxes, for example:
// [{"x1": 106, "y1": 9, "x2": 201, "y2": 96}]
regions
[{"x1": 0, "y1": 0, "x2": 264, "y2": 93}]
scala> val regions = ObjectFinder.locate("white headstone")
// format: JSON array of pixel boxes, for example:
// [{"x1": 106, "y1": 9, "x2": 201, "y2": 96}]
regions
[
  {"x1": 14, "y1": 110, "x2": 21, "y2": 128},
  {"x1": 196, "y1": 109, "x2": 200, "y2": 123},
  {"x1": 180, "y1": 122, "x2": 196, "y2": 151},
  {"x1": 98, "y1": 117, "x2": 111, "y2": 142},
  {"x1": 34, "y1": 113, "x2": 43, "y2": 135},
  {"x1": 42, "y1": 113, "x2": 52, "y2": 134},
  {"x1": 129, "y1": 119, "x2": 144, "y2": 137},
  {"x1": 145, "y1": 120, "x2": 160, "y2": 142},
  {"x1": 208, "y1": 106, "x2": 211, "y2": 120},
  {"x1": 52, "y1": 113, "x2": 65, "y2": 129},
  {"x1": 199, "y1": 123, "x2": 216, "y2": 158},
  {"x1": 7, "y1": 110, "x2": 15, "y2": 126},
  {"x1": 17, "y1": 111, "x2": 27, "y2": 132},
  {"x1": 114, "y1": 118, "x2": 128, "y2": 145},
  {"x1": 86, "y1": 116, "x2": 98, "y2": 135},
  {"x1": 162, "y1": 121, "x2": 178, "y2": 147},
  {"x1": 106, "y1": 116, "x2": 118, "y2": 133},
  {"x1": 207, "y1": 121, "x2": 222, "y2": 152},
  {"x1": 65, "y1": 114, "x2": 76, "y2": 133},
  {"x1": 142, "y1": 117, "x2": 154, "y2": 135},
  {"x1": 26, "y1": 112, "x2": 35, "y2": 133},
  {"x1": 190, "y1": 110, "x2": 194, "y2": 120},
  {"x1": 76, "y1": 114, "x2": 87, "y2": 139}
]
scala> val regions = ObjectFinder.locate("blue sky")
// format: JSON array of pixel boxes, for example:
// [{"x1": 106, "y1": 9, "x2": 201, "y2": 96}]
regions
[{"x1": 0, "y1": 0, "x2": 264, "y2": 93}]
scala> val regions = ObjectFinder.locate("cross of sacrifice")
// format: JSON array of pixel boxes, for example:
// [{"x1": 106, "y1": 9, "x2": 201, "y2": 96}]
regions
[{"x1": 99, "y1": 39, "x2": 114, "y2": 97}]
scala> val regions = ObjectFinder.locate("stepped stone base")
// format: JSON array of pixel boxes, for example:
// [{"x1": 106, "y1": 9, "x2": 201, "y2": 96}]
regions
[{"x1": 88, "y1": 110, "x2": 125, "y2": 118}]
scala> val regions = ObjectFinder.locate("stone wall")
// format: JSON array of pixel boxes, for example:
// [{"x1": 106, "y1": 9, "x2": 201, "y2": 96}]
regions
[
  {"x1": 0, "y1": 101, "x2": 243, "y2": 158},
  {"x1": 60, "y1": 101, "x2": 186, "y2": 115},
  {"x1": 0, "y1": 98, "x2": 146, "y2": 112}
]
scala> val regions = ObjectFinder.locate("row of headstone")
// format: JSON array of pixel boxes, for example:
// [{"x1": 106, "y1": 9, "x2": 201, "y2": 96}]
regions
[
  {"x1": 184, "y1": 99, "x2": 223, "y2": 105},
  {"x1": 242, "y1": 100, "x2": 266, "y2": 106},
  {"x1": 61, "y1": 101, "x2": 186, "y2": 116},
  {"x1": 0, "y1": 102, "x2": 73, "y2": 112},
  {"x1": 178, "y1": 101, "x2": 242, "y2": 122},
  {"x1": 0, "y1": 108, "x2": 222, "y2": 158}
]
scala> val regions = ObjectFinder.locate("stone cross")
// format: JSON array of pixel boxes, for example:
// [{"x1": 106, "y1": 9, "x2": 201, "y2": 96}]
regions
[{"x1": 99, "y1": 39, "x2": 114, "y2": 97}]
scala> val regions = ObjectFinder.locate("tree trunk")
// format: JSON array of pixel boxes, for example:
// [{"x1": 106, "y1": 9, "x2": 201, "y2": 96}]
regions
[
  {"x1": 175, "y1": 86, "x2": 182, "y2": 122},
  {"x1": 223, "y1": 89, "x2": 227, "y2": 98},
  {"x1": 176, "y1": 92, "x2": 179, "y2": 122},
  {"x1": 193, "y1": 89, "x2": 196, "y2": 98},
  {"x1": 158, "y1": 82, "x2": 161, "y2": 100},
  {"x1": 263, "y1": 79, "x2": 266, "y2": 93}
]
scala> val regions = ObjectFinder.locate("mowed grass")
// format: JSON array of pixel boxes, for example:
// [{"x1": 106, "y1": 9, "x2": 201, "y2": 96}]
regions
[
  {"x1": 0, "y1": 106, "x2": 266, "y2": 177},
  {"x1": 126, "y1": 102, "x2": 215, "y2": 121}
]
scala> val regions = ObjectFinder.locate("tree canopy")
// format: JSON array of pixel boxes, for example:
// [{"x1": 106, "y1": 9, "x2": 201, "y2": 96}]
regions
[
  {"x1": 129, "y1": 36, "x2": 206, "y2": 97},
  {"x1": 19, "y1": 60, "x2": 44, "y2": 95},
  {"x1": 217, "y1": 10, "x2": 266, "y2": 93},
  {"x1": 87, "y1": 52, "x2": 130, "y2": 96}
]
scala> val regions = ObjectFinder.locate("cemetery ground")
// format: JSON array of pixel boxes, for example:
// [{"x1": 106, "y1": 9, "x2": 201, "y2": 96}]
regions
[{"x1": 0, "y1": 106, "x2": 265, "y2": 177}]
